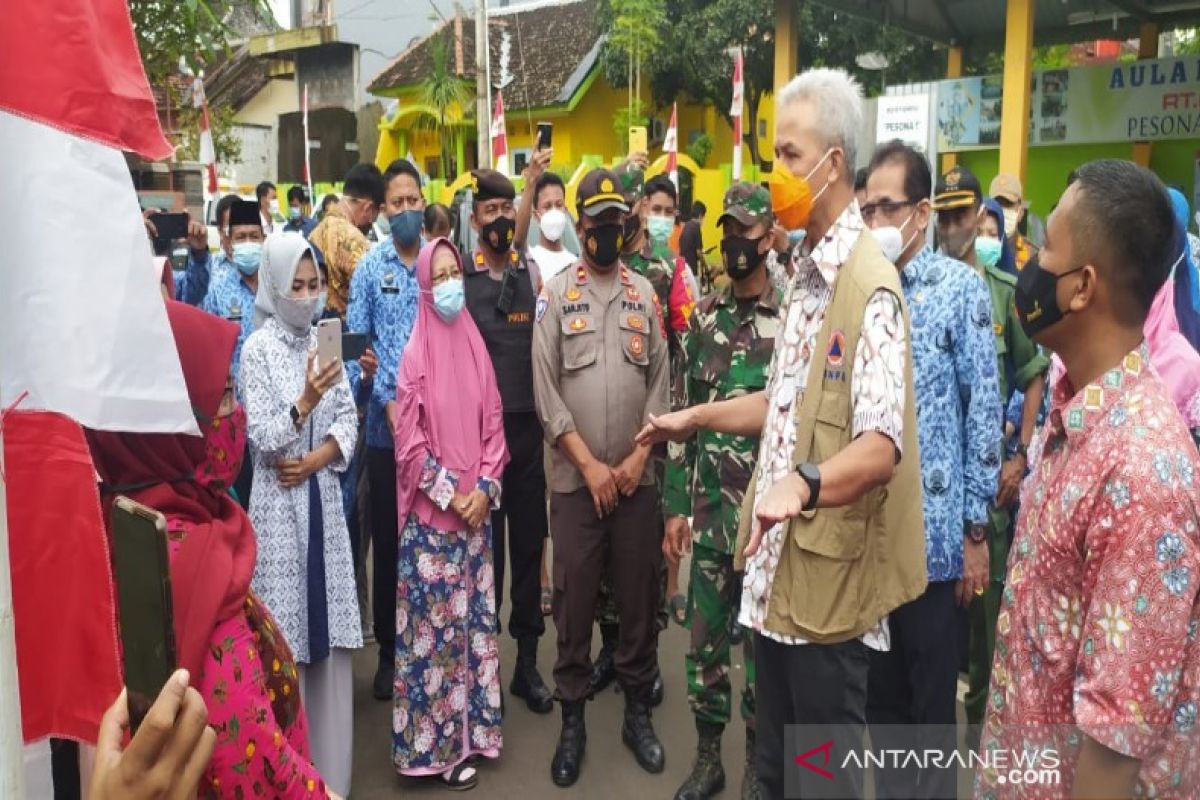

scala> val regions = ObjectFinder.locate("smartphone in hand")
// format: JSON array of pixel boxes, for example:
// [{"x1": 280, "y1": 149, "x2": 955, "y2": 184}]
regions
[
  {"x1": 536, "y1": 122, "x2": 553, "y2": 151},
  {"x1": 628, "y1": 126, "x2": 648, "y2": 156},
  {"x1": 317, "y1": 317, "x2": 342, "y2": 370}
]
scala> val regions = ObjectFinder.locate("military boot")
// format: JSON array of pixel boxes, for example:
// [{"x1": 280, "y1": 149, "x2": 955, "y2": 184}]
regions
[
  {"x1": 673, "y1": 721, "x2": 725, "y2": 800},
  {"x1": 588, "y1": 622, "x2": 619, "y2": 696},
  {"x1": 510, "y1": 637, "x2": 554, "y2": 714},
  {"x1": 551, "y1": 700, "x2": 587, "y2": 787},
  {"x1": 742, "y1": 727, "x2": 763, "y2": 800},
  {"x1": 622, "y1": 687, "x2": 666, "y2": 774}
]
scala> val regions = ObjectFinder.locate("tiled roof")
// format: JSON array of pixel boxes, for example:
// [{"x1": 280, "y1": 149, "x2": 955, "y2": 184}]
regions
[{"x1": 367, "y1": 0, "x2": 601, "y2": 109}]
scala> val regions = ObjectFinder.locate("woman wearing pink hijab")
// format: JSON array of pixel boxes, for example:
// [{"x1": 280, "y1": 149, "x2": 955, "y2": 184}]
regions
[{"x1": 390, "y1": 238, "x2": 509, "y2": 791}]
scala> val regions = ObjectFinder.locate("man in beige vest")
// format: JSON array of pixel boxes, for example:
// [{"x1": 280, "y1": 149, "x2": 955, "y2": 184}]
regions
[{"x1": 638, "y1": 68, "x2": 927, "y2": 799}]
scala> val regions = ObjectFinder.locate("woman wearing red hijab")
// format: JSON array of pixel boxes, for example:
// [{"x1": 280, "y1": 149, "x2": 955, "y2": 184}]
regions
[
  {"x1": 86, "y1": 301, "x2": 340, "y2": 799},
  {"x1": 391, "y1": 238, "x2": 509, "y2": 790}
]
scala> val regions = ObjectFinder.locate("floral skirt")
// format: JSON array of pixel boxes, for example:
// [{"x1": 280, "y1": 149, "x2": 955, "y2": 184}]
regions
[{"x1": 393, "y1": 516, "x2": 502, "y2": 775}]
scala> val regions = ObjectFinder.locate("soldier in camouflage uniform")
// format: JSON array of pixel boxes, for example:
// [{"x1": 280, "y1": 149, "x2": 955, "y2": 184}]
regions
[
  {"x1": 589, "y1": 167, "x2": 700, "y2": 702},
  {"x1": 665, "y1": 184, "x2": 781, "y2": 800}
]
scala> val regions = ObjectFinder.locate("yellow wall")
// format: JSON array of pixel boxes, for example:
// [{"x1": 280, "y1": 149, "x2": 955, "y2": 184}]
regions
[{"x1": 236, "y1": 77, "x2": 297, "y2": 128}]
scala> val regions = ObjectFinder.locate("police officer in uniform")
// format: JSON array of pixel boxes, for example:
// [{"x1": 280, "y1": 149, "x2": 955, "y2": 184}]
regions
[
  {"x1": 533, "y1": 168, "x2": 669, "y2": 787},
  {"x1": 464, "y1": 169, "x2": 554, "y2": 714}
]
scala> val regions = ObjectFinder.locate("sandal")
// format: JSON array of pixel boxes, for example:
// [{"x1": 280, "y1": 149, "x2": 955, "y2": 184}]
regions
[
  {"x1": 668, "y1": 593, "x2": 687, "y2": 627},
  {"x1": 441, "y1": 762, "x2": 478, "y2": 791},
  {"x1": 541, "y1": 586, "x2": 553, "y2": 616}
]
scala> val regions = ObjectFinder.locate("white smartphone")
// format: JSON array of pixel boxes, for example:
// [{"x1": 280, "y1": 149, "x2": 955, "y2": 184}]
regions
[{"x1": 316, "y1": 317, "x2": 342, "y2": 370}]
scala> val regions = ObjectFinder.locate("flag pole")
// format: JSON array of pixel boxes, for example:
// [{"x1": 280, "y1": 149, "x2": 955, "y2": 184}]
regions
[
  {"x1": 0, "y1": 378, "x2": 27, "y2": 796},
  {"x1": 302, "y1": 85, "x2": 314, "y2": 204}
]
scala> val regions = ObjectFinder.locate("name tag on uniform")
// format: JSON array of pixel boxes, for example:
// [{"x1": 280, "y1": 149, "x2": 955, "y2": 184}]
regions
[
  {"x1": 381, "y1": 272, "x2": 399, "y2": 294},
  {"x1": 507, "y1": 312, "x2": 531, "y2": 324},
  {"x1": 227, "y1": 301, "x2": 243, "y2": 321},
  {"x1": 562, "y1": 302, "x2": 590, "y2": 315}
]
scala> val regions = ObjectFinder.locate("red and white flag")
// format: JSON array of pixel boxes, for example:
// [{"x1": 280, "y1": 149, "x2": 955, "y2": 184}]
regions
[
  {"x1": 731, "y1": 48, "x2": 745, "y2": 181},
  {"x1": 0, "y1": 0, "x2": 195, "y2": 434},
  {"x1": 302, "y1": 84, "x2": 314, "y2": 203},
  {"x1": 664, "y1": 102, "x2": 679, "y2": 192},
  {"x1": 194, "y1": 75, "x2": 218, "y2": 195},
  {"x1": 491, "y1": 91, "x2": 509, "y2": 176}
]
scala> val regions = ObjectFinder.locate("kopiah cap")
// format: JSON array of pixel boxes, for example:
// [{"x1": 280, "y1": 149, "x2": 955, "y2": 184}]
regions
[
  {"x1": 228, "y1": 198, "x2": 263, "y2": 229},
  {"x1": 469, "y1": 169, "x2": 516, "y2": 203},
  {"x1": 932, "y1": 165, "x2": 983, "y2": 211},
  {"x1": 577, "y1": 168, "x2": 631, "y2": 217},
  {"x1": 717, "y1": 182, "x2": 774, "y2": 228}
]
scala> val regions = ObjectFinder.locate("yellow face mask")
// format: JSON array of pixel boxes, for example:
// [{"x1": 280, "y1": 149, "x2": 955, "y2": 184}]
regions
[{"x1": 769, "y1": 148, "x2": 835, "y2": 232}]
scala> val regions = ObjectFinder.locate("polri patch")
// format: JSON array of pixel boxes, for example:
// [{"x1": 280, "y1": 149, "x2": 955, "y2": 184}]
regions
[{"x1": 535, "y1": 294, "x2": 549, "y2": 322}]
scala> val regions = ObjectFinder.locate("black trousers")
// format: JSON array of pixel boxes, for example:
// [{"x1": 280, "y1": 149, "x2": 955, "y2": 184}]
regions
[
  {"x1": 755, "y1": 634, "x2": 869, "y2": 800},
  {"x1": 866, "y1": 580, "x2": 960, "y2": 800},
  {"x1": 491, "y1": 411, "x2": 548, "y2": 644},
  {"x1": 367, "y1": 446, "x2": 398, "y2": 662}
]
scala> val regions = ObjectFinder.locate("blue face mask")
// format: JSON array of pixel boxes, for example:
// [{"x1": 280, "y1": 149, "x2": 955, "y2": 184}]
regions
[
  {"x1": 646, "y1": 215, "x2": 674, "y2": 245},
  {"x1": 432, "y1": 278, "x2": 465, "y2": 322},
  {"x1": 390, "y1": 209, "x2": 424, "y2": 249},
  {"x1": 232, "y1": 241, "x2": 262, "y2": 276},
  {"x1": 288, "y1": 205, "x2": 302, "y2": 222}
]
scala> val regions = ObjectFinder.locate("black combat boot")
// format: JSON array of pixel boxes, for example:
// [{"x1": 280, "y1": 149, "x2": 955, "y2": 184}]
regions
[
  {"x1": 510, "y1": 637, "x2": 554, "y2": 714},
  {"x1": 372, "y1": 653, "x2": 393, "y2": 701},
  {"x1": 742, "y1": 727, "x2": 763, "y2": 800},
  {"x1": 588, "y1": 622, "x2": 619, "y2": 696},
  {"x1": 622, "y1": 687, "x2": 666, "y2": 774},
  {"x1": 648, "y1": 665, "x2": 665, "y2": 707},
  {"x1": 673, "y1": 721, "x2": 725, "y2": 800},
  {"x1": 551, "y1": 700, "x2": 587, "y2": 787}
]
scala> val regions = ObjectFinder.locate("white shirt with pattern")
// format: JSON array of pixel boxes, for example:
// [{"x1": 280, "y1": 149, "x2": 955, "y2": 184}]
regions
[{"x1": 738, "y1": 200, "x2": 907, "y2": 649}]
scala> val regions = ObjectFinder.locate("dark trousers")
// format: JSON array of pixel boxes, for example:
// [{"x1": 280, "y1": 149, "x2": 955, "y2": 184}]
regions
[
  {"x1": 491, "y1": 411, "x2": 548, "y2": 644},
  {"x1": 550, "y1": 485, "x2": 662, "y2": 702},
  {"x1": 867, "y1": 580, "x2": 960, "y2": 800},
  {"x1": 233, "y1": 440, "x2": 253, "y2": 511},
  {"x1": 50, "y1": 738, "x2": 80, "y2": 800},
  {"x1": 368, "y1": 446, "x2": 398, "y2": 662},
  {"x1": 755, "y1": 634, "x2": 869, "y2": 800}
]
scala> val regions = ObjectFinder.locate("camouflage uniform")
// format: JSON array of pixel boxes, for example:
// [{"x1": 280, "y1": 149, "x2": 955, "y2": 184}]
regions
[{"x1": 664, "y1": 185, "x2": 781, "y2": 730}]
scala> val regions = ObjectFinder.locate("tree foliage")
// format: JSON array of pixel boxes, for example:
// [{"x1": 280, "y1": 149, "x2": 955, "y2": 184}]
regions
[
  {"x1": 128, "y1": 0, "x2": 272, "y2": 85},
  {"x1": 174, "y1": 103, "x2": 243, "y2": 164},
  {"x1": 416, "y1": 29, "x2": 475, "y2": 180}
]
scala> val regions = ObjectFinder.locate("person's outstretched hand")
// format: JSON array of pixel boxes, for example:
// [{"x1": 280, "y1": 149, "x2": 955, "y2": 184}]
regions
[{"x1": 89, "y1": 669, "x2": 216, "y2": 800}]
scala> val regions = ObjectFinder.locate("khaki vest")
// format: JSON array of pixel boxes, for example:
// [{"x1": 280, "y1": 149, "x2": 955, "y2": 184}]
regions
[{"x1": 733, "y1": 231, "x2": 927, "y2": 643}]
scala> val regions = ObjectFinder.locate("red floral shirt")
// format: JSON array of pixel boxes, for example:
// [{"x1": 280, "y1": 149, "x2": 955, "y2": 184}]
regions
[{"x1": 977, "y1": 348, "x2": 1200, "y2": 798}]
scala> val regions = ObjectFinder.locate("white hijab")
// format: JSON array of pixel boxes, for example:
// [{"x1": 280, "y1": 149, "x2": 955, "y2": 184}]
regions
[{"x1": 253, "y1": 231, "x2": 318, "y2": 337}]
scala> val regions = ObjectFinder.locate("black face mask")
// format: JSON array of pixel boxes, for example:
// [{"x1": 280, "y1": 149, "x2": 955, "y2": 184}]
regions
[
  {"x1": 721, "y1": 236, "x2": 767, "y2": 281},
  {"x1": 1014, "y1": 254, "x2": 1084, "y2": 339},
  {"x1": 481, "y1": 216, "x2": 516, "y2": 253},
  {"x1": 622, "y1": 214, "x2": 642, "y2": 247},
  {"x1": 584, "y1": 224, "x2": 624, "y2": 268}
]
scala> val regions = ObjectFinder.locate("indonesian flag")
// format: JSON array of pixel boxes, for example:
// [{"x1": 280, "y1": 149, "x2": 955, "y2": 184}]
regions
[
  {"x1": 194, "y1": 75, "x2": 218, "y2": 195},
  {"x1": 491, "y1": 91, "x2": 509, "y2": 176},
  {"x1": 731, "y1": 48, "x2": 745, "y2": 181},
  {"x1": 664, "y1": 102, "x2": 678, "y2": 191},
  {"x1": 0, "y1": 0, "x2": 195, "y2": 435},
  {"x1": 0, "y1": 0, "x2": 195, "y2": 749}
]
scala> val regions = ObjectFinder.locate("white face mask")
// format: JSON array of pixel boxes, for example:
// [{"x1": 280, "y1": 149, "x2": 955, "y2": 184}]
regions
[
  {"x1": 1002, "y1": 207, "x2": 1020, "y2": 238},
  {"x1": 269, "y1": 199, "x2": 280, "y2": 216},
  {"x1": 539, "y1": 208, "x2": 567, "y2": 243},
  {"x1": 869, "y1": 211, "x2": 918, "y2": 264}
]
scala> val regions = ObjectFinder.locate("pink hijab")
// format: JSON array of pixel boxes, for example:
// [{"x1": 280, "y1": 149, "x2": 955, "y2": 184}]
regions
[
  {"x1": 393, "y1": 238, "x2": 509, "y2": 530},
  {"x1": 1145, "y1": 276, "x2": 1200, "y2": 428}
]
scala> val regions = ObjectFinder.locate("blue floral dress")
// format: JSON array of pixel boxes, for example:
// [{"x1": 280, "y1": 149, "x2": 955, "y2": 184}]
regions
[{"x1": 393, "y1": 453, "x2": 502, "y2": 775}]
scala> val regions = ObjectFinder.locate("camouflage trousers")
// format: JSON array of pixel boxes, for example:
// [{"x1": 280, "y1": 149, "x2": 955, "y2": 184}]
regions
[{"x1": 686, "y1": 544, "x2": 755, "y2": 728}]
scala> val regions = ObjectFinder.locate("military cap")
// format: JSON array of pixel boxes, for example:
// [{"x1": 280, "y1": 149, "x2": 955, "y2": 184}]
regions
[
  {"x1": 932, "y1": 165, "x2": 982, "y2": 211},
  {"x1": 717, "y1": 182, "x2": 773, "y2": 227},
  {"x1": 576, "y1": 168, "x2": 630, "y2": 217},
  {"x1": 469, "y1": 169, "x2": 516, "y2": 203},
  {"x1": 989, "y1": 173, "x2": 1024, "y2": 206}
]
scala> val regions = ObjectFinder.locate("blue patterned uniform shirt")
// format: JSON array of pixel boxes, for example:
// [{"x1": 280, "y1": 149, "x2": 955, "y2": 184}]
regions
[
  {"x1": 201, "y1": 265, "x2": 258, "y2": 390},
  {"x1": 347, "y1": 237, "x2": 420, "y2": 449},
  {"x1": 900, "y1": 246, "x2": 1002, "y2": 581}
]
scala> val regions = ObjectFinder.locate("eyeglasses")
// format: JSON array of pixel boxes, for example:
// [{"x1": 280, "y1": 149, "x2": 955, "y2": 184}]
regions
[{"x1": 861, "y1": 199, "x2": 915, "y2": 223}]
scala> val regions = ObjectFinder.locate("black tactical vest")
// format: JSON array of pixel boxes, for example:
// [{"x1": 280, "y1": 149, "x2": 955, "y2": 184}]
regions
[{"x1": 464, "y1": 248, "x2": 537, "y2": 413}]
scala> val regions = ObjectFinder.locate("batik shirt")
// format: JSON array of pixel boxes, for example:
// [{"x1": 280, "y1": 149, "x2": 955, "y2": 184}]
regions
[
  {"x1": 201, "y1": 266, "x2": 257, "y2": 390},
  {"x1": 664, "y1": 280, "x2": 781, "y2": 554},
  {"x1": 977, "y1": 347, "x2": 1200, "y2": 799},
  {"x1": 175, "y1": 249, "x2": 232, "y2": 307},
  {"x1": 900, "y1": 246, "x2": 1002, "y2": 581},
  {"x1": 347, "y1": 237, "x2": 420, "y2": 449},
  {"x1": 738, "y1": 200, "x2": 907, "y2": 649},
  {"x1": 308, "y1": 206, "x2": 369, "y2": 317}
]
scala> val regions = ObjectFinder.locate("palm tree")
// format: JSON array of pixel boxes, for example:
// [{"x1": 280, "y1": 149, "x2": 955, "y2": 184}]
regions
[{"x1": 416, "y1": 30, "x2": 474, "y2": 180}]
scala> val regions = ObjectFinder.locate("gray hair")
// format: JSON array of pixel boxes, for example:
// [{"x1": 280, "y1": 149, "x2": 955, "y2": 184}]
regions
[{"x1": 776, "y1": 68, "x2": 864, "y2": 181}]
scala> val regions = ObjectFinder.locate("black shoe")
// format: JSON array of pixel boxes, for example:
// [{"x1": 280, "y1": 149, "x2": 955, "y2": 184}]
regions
[
  {"x1": 588, "y1": 641, "x2": 617, "y2": 697},
  {"x1": 648, "y1": 668, "x2": 664, "y2": 708},
  {"x1": 551, "y1": 701, "x2": 587, "y2": 787},
  {"x1": 622, "y1": 694, "x2": 665, "y2": 774},
  {"x1": 511, "y1": 647, "x2": 554, "y2": 714},
  {"x1": 674, "y1": 722, "x2": 725, "y2": 800},
  {"x1": 373, "y1": 658, "x2": 394, "y2": 701}
]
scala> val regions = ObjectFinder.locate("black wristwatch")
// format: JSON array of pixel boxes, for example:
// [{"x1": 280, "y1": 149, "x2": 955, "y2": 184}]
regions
[
  {"x1": 1013, "y1": 441, "x2": 1029, "y2": 460},
  {"x1": 795, "y1": 462, "x2": 821, "y2": 511},
  {"x1": 290, "y1": 403, "x2": 303, "y2": 427},
  {"x1": 967, "y1": 522, "x2": 989, "y2": 544}
]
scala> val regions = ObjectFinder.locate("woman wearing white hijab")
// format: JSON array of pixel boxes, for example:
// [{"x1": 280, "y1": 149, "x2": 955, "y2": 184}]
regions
[{"x1": 240, "y1": 231, "x2": 362, "y2": 797}]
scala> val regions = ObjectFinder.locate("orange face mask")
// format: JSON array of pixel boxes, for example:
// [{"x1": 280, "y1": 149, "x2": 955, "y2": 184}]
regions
[{"x1": 770, "y1": 148, "x2": 835, "y2": 232}]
